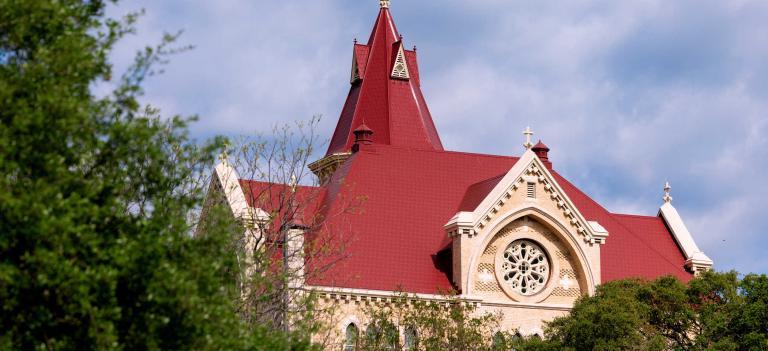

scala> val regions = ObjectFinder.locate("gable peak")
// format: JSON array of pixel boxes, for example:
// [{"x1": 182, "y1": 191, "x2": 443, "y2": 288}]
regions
[{"x1": 391, "y1": 42, "x2": 410, "y2": 80}]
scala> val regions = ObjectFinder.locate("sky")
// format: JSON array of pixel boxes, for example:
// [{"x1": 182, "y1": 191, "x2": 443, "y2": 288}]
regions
[{"x1": 106, "y1": 0, "x2": 768, "y2": 274}]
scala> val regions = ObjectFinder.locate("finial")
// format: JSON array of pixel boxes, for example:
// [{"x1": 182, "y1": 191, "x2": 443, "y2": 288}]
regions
[
  {"x1": 413, "y1": 45, "x2": 417, "y2": 51},
  {"x1": 289, "y1": 174, "x2": 298, "y2": 193},
  {"x1": 663, "y1": 181, "x2": 673, "y2": 204},
  {"x1": 380, "y1": 0, "x2": 390, "y2": 8},
  {"x1": 353, "y1": 37, "x2": 358, "y2": 44},
  {"x1": 218, "y1": 140, "x2": 231, "y2": 164},
  {"x1": 399, "y1": 34, "x2": 403, "y2": 41},
  {"x1": 523, "y1": 126, "x2": 534, "y2": 150}
]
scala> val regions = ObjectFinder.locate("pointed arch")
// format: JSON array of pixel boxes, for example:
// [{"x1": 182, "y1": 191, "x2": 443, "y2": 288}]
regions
[
  {"x1": 343, "y1": 322, "x2": 359, "y2": 351},
  {"x1": 466, "y1": 206, "x2": 597, "y2": 298}
]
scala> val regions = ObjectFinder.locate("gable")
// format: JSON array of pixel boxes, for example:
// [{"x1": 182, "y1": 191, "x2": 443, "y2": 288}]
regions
[
  {"x1": 390, "y1": 42, "x2": 410, "y2": 79},
  {"x1": 454, "y1": 149, "x2": 608, "y2": 245}
]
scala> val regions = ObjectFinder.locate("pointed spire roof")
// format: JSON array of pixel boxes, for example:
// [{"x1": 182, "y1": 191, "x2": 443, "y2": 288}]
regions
[{"x1": 325, "y1": 4, "x2": 443, "y2": 156}]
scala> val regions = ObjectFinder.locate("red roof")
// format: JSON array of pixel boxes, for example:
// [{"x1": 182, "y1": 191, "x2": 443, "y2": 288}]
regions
[
  {"x1": 326, "y1": 6, "x2": 443, "y2": 156},
  {"x1": 238, "y1": 179, "x2": 324, "y2": 230},
  {"x1": 308, "y1": 146, "x2": 518, "y2": 293},
  {"x1": 553, "y1": 175, "x2": 692, "y2": 282},
  {"x1": 234, "y1": 5, "x2": 693, "y2": 294},
  {"x1": 294, "y1": 145, "x2": 690, "y2": 294}
]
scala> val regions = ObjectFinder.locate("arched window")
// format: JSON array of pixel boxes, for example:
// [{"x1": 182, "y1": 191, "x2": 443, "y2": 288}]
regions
[
  {"x1": 343, "y1": 323, "x2": 359, "y2": 351},
  {"x1": 403, "y1": 327, "x2": 417, "y2": 350},
  {"x1": 366, "y1": 323, "x2": 398, "y2": 350}
]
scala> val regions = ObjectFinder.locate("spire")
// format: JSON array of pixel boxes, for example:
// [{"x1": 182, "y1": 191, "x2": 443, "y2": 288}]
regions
[{"x1": 324, "y1": 3, "x2": 443, "y2": 156}]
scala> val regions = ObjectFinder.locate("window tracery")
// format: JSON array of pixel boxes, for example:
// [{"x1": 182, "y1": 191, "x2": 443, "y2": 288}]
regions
[{"x1": 500, "y1": 240, "x2": 550, "y2": 295}]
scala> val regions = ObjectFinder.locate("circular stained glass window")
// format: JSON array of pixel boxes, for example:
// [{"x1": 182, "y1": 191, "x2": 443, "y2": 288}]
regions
[{"x1": 500, "y1": 240, "x2": 550, "y2": 295}]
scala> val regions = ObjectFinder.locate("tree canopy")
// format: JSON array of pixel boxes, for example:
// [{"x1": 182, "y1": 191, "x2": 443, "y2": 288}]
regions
[
  {"x1": 512, "y1": 271, "x2": 768, "y2": 351},
  {"x1": 0, "y1": 0, "x2": 314, "y2": 349}
]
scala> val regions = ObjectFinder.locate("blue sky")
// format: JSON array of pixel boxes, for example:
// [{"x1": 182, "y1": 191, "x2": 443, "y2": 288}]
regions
[{"x1": 107, "y1": 1, "x2": 768, "y2": 274}]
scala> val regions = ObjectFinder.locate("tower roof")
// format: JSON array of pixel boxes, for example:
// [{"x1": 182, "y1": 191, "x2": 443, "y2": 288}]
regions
[{"x1": 325, "y1": 4, "x2": 443, "y2": 156}]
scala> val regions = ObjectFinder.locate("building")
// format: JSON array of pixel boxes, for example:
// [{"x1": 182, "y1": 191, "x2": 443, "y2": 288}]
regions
[{"x1": 205, "y1": 0, "x2": 713, "y2": 348}]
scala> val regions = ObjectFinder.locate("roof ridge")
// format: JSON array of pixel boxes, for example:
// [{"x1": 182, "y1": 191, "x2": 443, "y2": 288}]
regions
[
  {"x1": 611, "y1": 212, "x2": 659, "y2": 219},
  {"x1": 358, "y1": 144, "x2": 520, "y2": 160},
  {"x1": 239, "y1": 179, "x2": 321, "y2": 191}
]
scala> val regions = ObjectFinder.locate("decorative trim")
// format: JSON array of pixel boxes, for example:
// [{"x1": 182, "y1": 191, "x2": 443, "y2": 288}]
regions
[
  {"x1": 304, "y1": 285, "x2": 481, "y2": 309},
  {"x1": 214, "y1": 160, "x2": 270, "y2": 226},
  {"x1": 302, "y1": 285, "x2": 572, "y2": 311},
  {"x1": 450, "y1": 149, "x2": 608, "y2": 245},
  {"x1": 309, "y1": 152, "x2": 352, "y2": 183},
  {"x1": 391, "y1": 44, "x2": 410, "y2": 80},
  {"x1": 350, "y1": 53, "x2": 361, "y2": 84},
  {"x1": 658, "y1": 202, "x2": 713, "y2": 274},
  {"x1": 494, "y1": 234, "x2": 561, "y2": 303},
  {"x1": 465, "y1": 207, "x2": 598, "y2": 297}
]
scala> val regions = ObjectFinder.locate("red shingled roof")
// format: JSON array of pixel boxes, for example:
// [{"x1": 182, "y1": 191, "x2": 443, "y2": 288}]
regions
[
  {"x1": 308, "y1": 146, "x2": 518, "y2": 293},
  {"x1": 297, "y1": 145, "x2": 690, "y2": 294},
  {"x1": 552, "y1": 175, "x2": 692, "y2": 282},
  {"x1": 238, "y1": 179, "x2": 325, "y2": 231}
]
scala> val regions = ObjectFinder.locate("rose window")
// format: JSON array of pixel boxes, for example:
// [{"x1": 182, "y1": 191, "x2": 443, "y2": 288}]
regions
[{"x1": 500, "y1": 240, "x2": 550, "y2": 295}]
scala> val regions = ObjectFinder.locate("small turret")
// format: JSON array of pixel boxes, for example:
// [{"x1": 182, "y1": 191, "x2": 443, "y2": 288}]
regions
[{"x1": 532, "y1": 140, "x2": 551, "y2": 169}]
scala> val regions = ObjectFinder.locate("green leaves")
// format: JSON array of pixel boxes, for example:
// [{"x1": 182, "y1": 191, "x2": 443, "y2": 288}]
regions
[
  {"x1": 0, "y1": 1, "x2": 314, "y2": 349},
  {"x1": 359, "y1": 292, "x2": 512, "y2": 351},
  {"x1": 515, "y1": 272, "x2": 768, "y2": 351}
]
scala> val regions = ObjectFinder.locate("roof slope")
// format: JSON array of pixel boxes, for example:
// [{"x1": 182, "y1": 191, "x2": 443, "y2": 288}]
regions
[
  {"x1": 326, "y1": 6, "x2": 443, "y2": 156},
  {"x1": 309, "y1": 146, "x2": 518, "y2": 293},
  {"x1": 553, "y1": 174, "x2": 692, "y2": 282},
  {"x1": 304, "y1": 149, "x2": 692, "y2": 293}
]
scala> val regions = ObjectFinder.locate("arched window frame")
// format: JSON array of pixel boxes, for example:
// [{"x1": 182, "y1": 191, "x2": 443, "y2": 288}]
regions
[
  {"x1": 403, "y1": 326, "x2": 417, "y2": 350},
  {"x1": 343, "y1": 322, "x2": 359, "y2": 351}
]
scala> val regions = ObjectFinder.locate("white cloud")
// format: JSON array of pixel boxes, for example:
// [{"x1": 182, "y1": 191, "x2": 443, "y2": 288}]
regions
[{"x1": 107, "y1": 0, "x2": 768, "y2": 273}]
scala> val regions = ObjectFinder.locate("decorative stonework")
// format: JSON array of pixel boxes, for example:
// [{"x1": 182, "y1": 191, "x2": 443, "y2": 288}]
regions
[
  {"x1": 391, "y1": 44, "x2": 410, "y2": 80},
  {"x1": 472, "y1": 218, "x2": 587, "y2": 305},
  {"x1": 499, "y1": 240, "x2": 550, "y2": 296},
  {"x1": 475, "y1": 161, "x2": 607, "y2": 245},
  {"x1": 350, "y1": 54, "x2": 361, "y2": 84},
  {"x1": 308, "y1": 152, "x2": 352, "y2": 183}
]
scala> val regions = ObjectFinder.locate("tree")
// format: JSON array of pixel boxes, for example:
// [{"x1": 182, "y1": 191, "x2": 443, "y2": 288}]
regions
[
  {"x1": 211, "y1": 117, "x2": 363, "y2": 345},
  {"x1": 357, "y1": 292, "x2": 516, "y2": 351},
  {"x1": 512, "y1": 271, "x2": 768, "y2": 351},
  {"x1": 0, "y1": 1, "x2": 316, "y2": 349}
]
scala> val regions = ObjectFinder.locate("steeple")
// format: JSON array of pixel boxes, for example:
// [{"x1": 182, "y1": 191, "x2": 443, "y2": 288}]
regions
[{"x1": 324, "y1": 2, "x2": 444, "y2": 157}]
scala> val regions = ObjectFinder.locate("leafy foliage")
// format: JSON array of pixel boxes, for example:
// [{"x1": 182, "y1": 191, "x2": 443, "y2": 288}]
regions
[
  {"x1": 512, "y1": 271, "x2": 768, "y2": 351},
  {"x1": 358, "y1": 292, "x2": 516, "y2": 351},
  {"x1": 0, "y1": 0, "x2": 316, "y2": 349}
]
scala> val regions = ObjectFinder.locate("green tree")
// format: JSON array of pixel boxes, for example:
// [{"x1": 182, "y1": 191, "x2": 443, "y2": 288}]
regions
[
  {"x1": 0, "y1": 1, "x2": 316, "y2": 349},
  {"x1": 513, "y1": 271, "x2": 768, "y2": 351},
  {"x1": 358, "y1": 292, "x2": 516, "y2": 351}
]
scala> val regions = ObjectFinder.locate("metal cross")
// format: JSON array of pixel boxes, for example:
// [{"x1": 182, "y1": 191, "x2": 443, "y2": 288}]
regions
[
  {"x1": 523, "y1": 126, "x2": 534, "y2": 149},
  {"x1": 663, "y1": 181, "x2": 673, "y2": 204}
]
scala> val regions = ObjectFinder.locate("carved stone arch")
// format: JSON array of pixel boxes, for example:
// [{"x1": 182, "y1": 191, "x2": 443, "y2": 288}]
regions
[{"x1": 466, "y1": 206, "x2": 597, "y2": 300}]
